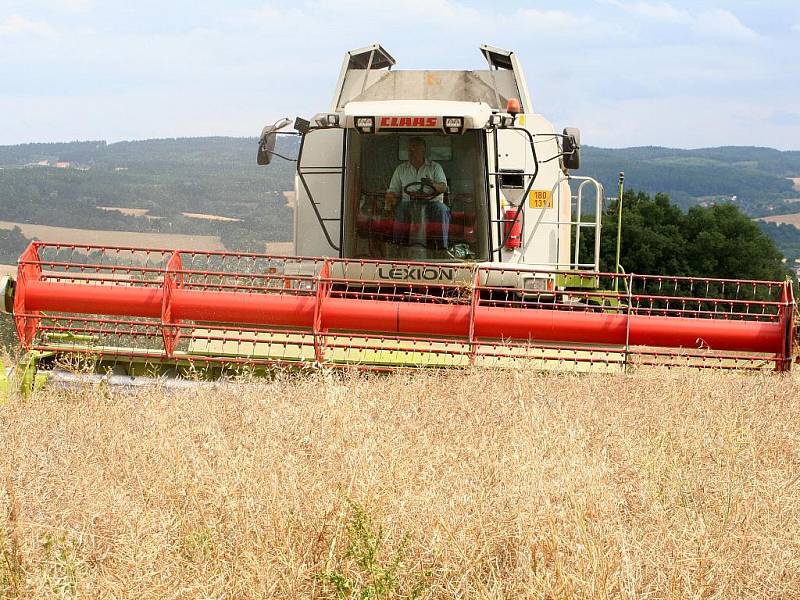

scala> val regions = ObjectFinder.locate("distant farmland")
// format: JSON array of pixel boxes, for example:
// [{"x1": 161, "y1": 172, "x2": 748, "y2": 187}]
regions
[
  {"x1": 0, "y1": 221, "x2": 227, "y2": 251},
  {"x1": 98, "y1": 206, "x2": 243, "y2": 223},
  {"x1": 756, "y1": 213, "x2": 800, "y2": 227}
]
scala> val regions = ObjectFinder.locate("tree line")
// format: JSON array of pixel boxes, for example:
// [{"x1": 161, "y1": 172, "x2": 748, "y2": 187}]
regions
[{"x1": 592, "y1": 191, "x2": 787, "y2": 281}]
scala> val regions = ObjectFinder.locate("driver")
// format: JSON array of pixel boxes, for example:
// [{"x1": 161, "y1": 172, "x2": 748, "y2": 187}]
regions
[{"x1": 385, "y1": 136, "x2": 449, "y2": 249}]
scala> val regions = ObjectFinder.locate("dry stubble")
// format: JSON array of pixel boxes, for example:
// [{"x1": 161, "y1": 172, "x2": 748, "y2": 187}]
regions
[{"x1": 1, "y1": 368, "x2": 799, "y2": 598}]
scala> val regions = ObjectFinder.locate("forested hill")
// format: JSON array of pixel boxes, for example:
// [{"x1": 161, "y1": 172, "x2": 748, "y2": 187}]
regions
[
  {"x1": 1, "y1": 137, "x2": 800, "y2": 262},
  {"x1": 3, "y1": 138, "x2": 798, "y2": 215},
  {"x1": 577, "y1": 146, "x2": 800, "y2": 215},
  {"x1": 0, "y1": 138, "x2": 290, "y2": 169},
  {"x1": 0, "y1": 137, "x2": 298, "y2": 256}
]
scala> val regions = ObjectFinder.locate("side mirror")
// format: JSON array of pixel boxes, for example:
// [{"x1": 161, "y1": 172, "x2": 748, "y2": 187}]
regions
[
  {"x1": 257, "y1": 130, "x2": 277, "y2": 165},
  {"x1": 562, "y1": 127, "x2": 581, "y2": 171},
  {"x1": 257, "y1": 117, "x2": 292, "y2": 166}
]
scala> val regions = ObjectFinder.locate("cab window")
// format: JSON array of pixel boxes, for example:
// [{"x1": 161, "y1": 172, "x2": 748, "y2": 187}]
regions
[{"x1": 344, "y1": 130, "x2": 489, "y2": 262}]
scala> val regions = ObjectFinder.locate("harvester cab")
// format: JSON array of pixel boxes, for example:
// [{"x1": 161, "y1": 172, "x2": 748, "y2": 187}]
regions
[{"x1": 260, "y1": 44, "x2": 601, "y2": 291}]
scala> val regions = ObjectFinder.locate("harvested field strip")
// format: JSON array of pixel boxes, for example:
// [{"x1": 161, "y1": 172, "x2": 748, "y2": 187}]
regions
[
  {"x1": 97, "y1": 206, "x2": 150, "y2": 217},
  {"x1": 0, "y1": 221, "x2": 226, "y2": 251},
  {"x1": 182, "y1": 212, "x2": 242, "y2": 222},
  {"x1": 755, "y1": 213, "x2": 800, "y2": 227},
  {"x1": 98, "y1": 207, "x2": 243, "y2": 222},
  {"x1": 1, "y1": 369, "x2": 798, "y2": 598}
]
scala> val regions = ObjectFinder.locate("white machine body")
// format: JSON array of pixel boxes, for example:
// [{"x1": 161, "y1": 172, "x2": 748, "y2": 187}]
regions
[{"x1": 285, "y1": 44, "x2": 602, "y2": 276}]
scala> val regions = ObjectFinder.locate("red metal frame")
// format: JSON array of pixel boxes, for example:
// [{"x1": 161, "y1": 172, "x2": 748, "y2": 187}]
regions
[{"x1": 12, "y1": 242, "x2": 796, "y2": 372}]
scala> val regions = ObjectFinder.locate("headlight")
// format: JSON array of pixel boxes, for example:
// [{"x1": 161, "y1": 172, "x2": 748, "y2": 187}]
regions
[
  {"x1": 316, "y1": 113, "x2": 340, "y2": 128},
  {"x1": 501, "y1": 115, "x2": 516, "y2": 128},
  {"x1": 443, "y1": 116, "x2": 464, "y2": 133},
  {"x1": 355, "y1": 116, "x2": 375, "y2": 133}
]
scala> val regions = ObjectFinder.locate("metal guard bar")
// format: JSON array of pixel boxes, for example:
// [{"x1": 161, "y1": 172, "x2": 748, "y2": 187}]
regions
[{"x1": 12, "y1": 242, "x2": 796, "y2": 372}]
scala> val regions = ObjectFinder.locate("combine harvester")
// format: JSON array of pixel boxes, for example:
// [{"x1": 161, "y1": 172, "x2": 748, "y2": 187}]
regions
[{"x1": 0, "y1": 44, "x2": 796, "y2": 391}]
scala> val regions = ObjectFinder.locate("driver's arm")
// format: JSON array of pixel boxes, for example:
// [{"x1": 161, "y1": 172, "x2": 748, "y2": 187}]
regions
[
  {"x1": 421, "y1": 178, "x2": 447, "y2": 195},
  {"x1": 385, "y1": 191, "x2": 400, "y2": 211},
  {"x1": 385, "y1": 166, "x2": 403, "y2": 210},
  {"x1": 426, "y1": 163, "x2": 448, "y2": 195}
]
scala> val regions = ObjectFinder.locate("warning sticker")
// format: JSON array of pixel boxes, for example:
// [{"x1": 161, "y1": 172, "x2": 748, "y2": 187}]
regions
[{"x1": 529, "y1": 190, "x2": 553, "y2": 209}]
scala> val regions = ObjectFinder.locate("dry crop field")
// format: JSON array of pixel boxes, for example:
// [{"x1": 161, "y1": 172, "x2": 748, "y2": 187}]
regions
[
  {"x1": 98, "y1": 207, "x2": 243, "y2": 223},
  {"x1": 0, "y1": 221, "x2": 226, "y2": 252},
  {"x1": 1, "y1": 368, "x2": 799, "y2": 598},
  {"x1": 757, "y1": 213, "x2": 800, "y2": 227}
]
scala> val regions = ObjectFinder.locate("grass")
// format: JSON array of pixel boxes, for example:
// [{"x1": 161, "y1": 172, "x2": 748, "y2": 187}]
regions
[{"x1": 0, "y1": 368, "x2": 799, "y2": 598}]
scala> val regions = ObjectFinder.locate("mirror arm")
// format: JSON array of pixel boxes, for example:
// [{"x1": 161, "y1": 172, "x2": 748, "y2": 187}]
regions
[{"x1": 260, "y1": 147, "x2": 297, "y2": 162}]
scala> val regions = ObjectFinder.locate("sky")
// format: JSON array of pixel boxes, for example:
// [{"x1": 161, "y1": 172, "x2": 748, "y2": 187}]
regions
[{"x1": 0, "y1": 0, "x2": 798, "y2": 149}]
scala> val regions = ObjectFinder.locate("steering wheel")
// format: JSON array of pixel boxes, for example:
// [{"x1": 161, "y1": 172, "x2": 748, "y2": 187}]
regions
[{"x1": 404, "y1": 181, "x2": 437, "y2": 200}]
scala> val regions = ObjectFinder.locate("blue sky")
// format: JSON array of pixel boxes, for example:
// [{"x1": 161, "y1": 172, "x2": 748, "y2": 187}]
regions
[{"x1": 1, "y1": 0, "x2": 798, "y2": 149}]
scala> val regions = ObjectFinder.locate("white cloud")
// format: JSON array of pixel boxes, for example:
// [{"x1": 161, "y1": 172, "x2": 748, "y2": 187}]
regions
[
  {"x1": 240, "y1": 4, "x2": 306, "y2": 24},
  {"x1": 517, "y1": 8, "x2": 593, "y2": 29},
  {"x1": 239, "y1": 0, "x2": 485, "y2": 30},
  {"x1": 566, "y1": 94, "x2": 800, "y2": 149},
  {"x1": 608, "y1": 1, "x2": 690, "y2": 23},
  {"x1": 53, "y1": 0, "x2": 92, "y2": 10},
  {"x1": 695, "y1": 9, "x2": 759, "y2": 42},
  {"x1": 373, "y1": 0, "x2": 484, "y2": 25},
  {"x1": 0, "y1": 14, "x2": 55, "y2": 37},
  {"x1": 514, "y1": 8, "x2": 622, "y2": 42},
  {"x1": 607, "y1": 1, "x2": 759, "y2": 42}
]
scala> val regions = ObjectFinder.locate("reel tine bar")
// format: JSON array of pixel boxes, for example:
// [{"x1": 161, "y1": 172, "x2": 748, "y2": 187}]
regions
[{"x1": 12, "y1": 242, "x2": 795, "y2": 372}]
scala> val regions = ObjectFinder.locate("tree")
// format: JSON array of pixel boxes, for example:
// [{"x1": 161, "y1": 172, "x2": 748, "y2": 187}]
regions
[
  {"x1": 0, "y1": 226, "x2": 33, "y2": 264},
  {"x1": 598, "y1": 191, "x2": 690, "y2": 276},
  {"x1": 596, "y1": 190, "x2": 787, "y2": 281},
  {"x1": 684, "y1": 204, "x2": 785, "y2": 281}
]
